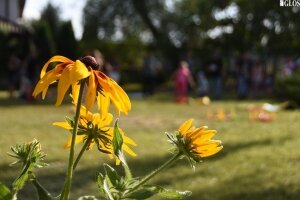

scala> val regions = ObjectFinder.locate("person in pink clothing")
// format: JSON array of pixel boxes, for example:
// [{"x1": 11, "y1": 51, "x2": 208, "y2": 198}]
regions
[{"x1": 174, "y1": 61, "x2": 195, "y2": 103}]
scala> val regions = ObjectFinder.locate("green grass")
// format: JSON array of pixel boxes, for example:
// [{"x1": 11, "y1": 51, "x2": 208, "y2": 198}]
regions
[{"x1": 1, "y1": 94, "x2": 300, "y2": 200}]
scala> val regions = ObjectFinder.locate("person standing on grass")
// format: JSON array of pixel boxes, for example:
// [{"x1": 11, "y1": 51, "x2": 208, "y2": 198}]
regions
[
  {"x1": 174, "y1": 61, "x2": 195, "y2": 104},
  {"x1": 205, "y1": 51, "x2": 223, "y2": 100}
]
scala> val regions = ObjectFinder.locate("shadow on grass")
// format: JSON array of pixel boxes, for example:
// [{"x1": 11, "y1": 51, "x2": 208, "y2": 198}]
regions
[
  {"x1": 0, "y1": 135, "x2": 295, "y2": 199},
  {"x1": 192, "y1": 171, "x2": 300, "y2": 200}
]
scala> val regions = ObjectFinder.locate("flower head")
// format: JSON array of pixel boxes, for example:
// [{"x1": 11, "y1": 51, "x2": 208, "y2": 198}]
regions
[
  {"x1": 33, "y1": 56, "x2": 90, "y2": 106},
  {"x1": 33, "y1": 55, "x2": 131, "y2": 116},
  {"x1": 53, "y1": 106, "x2": 136, "y2": 164},
  {"x1": 168, "y1": 119, "x2": 222, "y2": 165},
  {"x1": 76, "y1": 56, "x2": 131, "y2": 116}
]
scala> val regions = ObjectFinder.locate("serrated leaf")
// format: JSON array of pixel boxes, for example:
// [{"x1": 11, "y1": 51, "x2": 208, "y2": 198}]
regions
[
  {"x1": 31, "y1": 178, "x2": 54, "y2": 200},
  {"x1": 97, "y1": 173, "x2": 105, "y2": 194},
  {"x1": 112, "y1": 120, "x2": 123, "y2": 157},
  {"x1": 123, "y1": 162, "x2": 132, "y2": 181},
  {"x1": 0, "y1": 182, "x2": 12, "y2": 200},
  {"x1": 103, "y1": 164, "x2": 121, "y2": 187},
  {"x1": 125, "y1": 188, "x2": 157, "y2": 199},
  {"x1": 103, "y1": 178, "x2": 114, "y2": 200}
]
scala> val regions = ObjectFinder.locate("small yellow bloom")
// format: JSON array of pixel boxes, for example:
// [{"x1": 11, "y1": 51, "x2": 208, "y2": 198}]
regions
[
  {"x1": 33, "y1": 56, "x2": 90, "y2": 106},
  {"x1": 53, "y1": 106, "x2": 136, "y2": 164},
  {"x1": 168, "y1": 119, "x2": 222, "y2": 164}
]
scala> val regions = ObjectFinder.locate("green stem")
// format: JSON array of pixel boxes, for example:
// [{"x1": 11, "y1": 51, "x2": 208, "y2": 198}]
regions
[
  {"x1": 124, "y1": 152, "x2": 182, "y2": 197},
  {"x1": 73, "y1": 136, "x2": 92, "y2": 170},
  {"x1": 60, "y1": 81, "x2": 85, "y2": 200}
]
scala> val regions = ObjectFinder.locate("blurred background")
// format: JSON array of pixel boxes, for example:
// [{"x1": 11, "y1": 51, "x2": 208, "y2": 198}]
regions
[{"x1": 1, "y1": 0, "x2": 300, "y2": 199}]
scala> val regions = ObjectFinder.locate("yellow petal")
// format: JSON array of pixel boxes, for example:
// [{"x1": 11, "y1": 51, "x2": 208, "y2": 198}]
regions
[
  {"x1": 179, "y1": 119, "x2": 194, "y2": 135},
  {"x1": 118, "y1": 129, "x2": 137, "y2": 146},
  {"x1": 195, "y1": 141, "x2": 222, "y2": 152},
  {"x1": 123, "y1": 144, "x2": 137, "y2": 157},
  {"x1": 111, "y1": 82, "x2": 131, "y2": 115},
  {"x1": 101, "y1": 113, "x2": 113, "y2": 126},
  {"x1": 123, "y1": 135, "x2": 137, "y2": 146},
  {"x1": 64, "y1": 135, "x2": 85, "y2": 148},
  {"x1": 69, "y1": 60, "x2": 90, "y2": 83},
  {"x1": 85, "y1": 71, "x2": 97, "y2": 111},
  {"x1": 97, "y1": 92, "x2": 110, "y2": 118},
  {"x1": 33, "y1": 68, "x2": 61, "y2": 98},
  {"x1": 198, "y1": 145, "x2": 223, "y2": 157},
  {"x1": 55, "y1": 65, "x2": 72, "y2": 106},
  {"x1": 95, "y1": 71, "x2": 130, "y2": 115},
  {"x1": 192, "y1": 130, "x2": 217, "y2": 145},
  {"x1": 53, "y1": 122, "x2": 72, "y2": 130},
  {"x1": 87, "y1": 140, "x2": 95, "y2": 150},
  {"x1": 40, "y1": 55, "x2": 73, "y2": 78},
  {"x1": 71, "y1": 83, "x2": 80, "y2": 104},
  {"x1": 115, "y1": 158, "x2": 121, "y2": 165}
]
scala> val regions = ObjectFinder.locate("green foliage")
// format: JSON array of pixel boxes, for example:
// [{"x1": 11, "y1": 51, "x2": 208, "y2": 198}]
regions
[
  {"x1": 126, "y1": 185, "x2": 192, "y2": 199},
  {"x1": 0, "y1": 182, "x2": 13, "y2": 200},
  {"x1": 31, "y1": 178, "x2": 54, "y2": 200},
  {"x1": 3, "y1": 98, "x2": 300, "y2": 199},
  {"x1": 56, "y1": 21, "x2": 78, "y2": 58},
  {"x1": 8, "y1": 139, "x2": 48, "y2": 192},
  {"x1": 274, "y1": 75, "x2": 300, "y2": 105}
]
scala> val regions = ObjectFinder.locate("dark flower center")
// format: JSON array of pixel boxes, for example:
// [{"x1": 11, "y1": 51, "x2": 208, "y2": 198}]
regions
[{"x1": 80, "y1": 56, "x2": 99, "y2": 70}]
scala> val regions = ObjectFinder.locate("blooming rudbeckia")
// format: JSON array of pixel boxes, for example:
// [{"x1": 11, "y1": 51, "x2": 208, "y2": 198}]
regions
[
  {"x1": 168, "y1": 119, "x2": 222, "y2": 164},
  {"x1": 53, "y1": 106, "x2": 136, "y2": 164},
  {"x1": 33, "y1": 56, "x2": 90, "y2": 106},
  {"x1": 33, "y1": 55, "x2": 131, "y2": 116},
  {"x1": 74, "y1": 56, "x2": 131, "y2": 116}
]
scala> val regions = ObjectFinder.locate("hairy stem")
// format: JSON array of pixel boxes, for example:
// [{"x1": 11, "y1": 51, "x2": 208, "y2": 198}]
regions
[
  {"x1": 73, "y1": 136, "x2": 92, "y2": 170},
  {"x1": 124, "y1": 153, "x2": 181, "y2": 197},
  {"x1": 60, "y1": 81, "x2": 85, "y2": 200}
]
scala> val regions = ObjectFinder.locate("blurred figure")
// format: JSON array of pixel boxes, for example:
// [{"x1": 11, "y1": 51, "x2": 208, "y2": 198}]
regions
[
  {"x1": 196, "y1": 70, "x2": 209, "y2": 97},
  {"x1": 174, "y1": 61, "x2": 195, "y2": 104},
  {"x1": 7, "y1": 53, "x2": 21, "y2": 98},
  {"x1": 236, "y1": 51, "x2": 253, "y2": 99},
  {"x1": 20, "y1": 46, "x2": 38, "y2": 101},
  {"x1": 93, "y1": 49, "x2": 105, "y2": 70},
  {"x1": 250, "y1": 61, "x2": 264, "y2": 98},
  {"x1": 103, "y1": 60, "x2": 121, "y2": 83},
  {"x1": 205, "y1": 51, "x2": 223, "y2": 99},
  {"x1": 142, "y1": 52, "x2": 162, "y2": 97}
]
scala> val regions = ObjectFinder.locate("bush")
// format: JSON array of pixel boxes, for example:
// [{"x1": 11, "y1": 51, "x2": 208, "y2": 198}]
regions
[{"x1": 274, "y1": 75, "x2": 300, "y2": 105}]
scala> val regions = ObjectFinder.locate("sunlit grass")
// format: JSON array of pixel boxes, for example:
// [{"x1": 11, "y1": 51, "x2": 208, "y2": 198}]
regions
[{"x1": 0, "y1": 94, "x2": 300, "y2": 199}]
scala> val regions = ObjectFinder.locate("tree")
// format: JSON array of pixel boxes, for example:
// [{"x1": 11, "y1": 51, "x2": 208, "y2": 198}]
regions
[{"x1": 81, "y1": 0, "x2": 300, "y2": 69}]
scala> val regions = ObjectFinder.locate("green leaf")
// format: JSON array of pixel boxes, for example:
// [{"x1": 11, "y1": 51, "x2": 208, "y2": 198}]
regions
[
  {"x1": 123, "y1": 162, "x2": 133, "y2": 181},
  {"x1": 112, "y1": 120, "x2": 123, "y2": 157},
  {"x1": 125, "y1": 188, "x2": 157, "y2": 199},
  {"x1": 97, "y1": 173, "x2": 105, "y2": 194},
  {"x1": 31, "y1": 178, "x2": 54, "y2": 200},
  {"x1": 103, "y1": 164, "x2": 121, "y2": 187},
  {"x1": 13, "y1": 162, "x2": 32, "y2": 191},
  {"x1": 0, "y1": 182, "x2": 12, "y2": 200},
  {"x1": 103, "y1": 178, "x2": 114, "y2": 200}
]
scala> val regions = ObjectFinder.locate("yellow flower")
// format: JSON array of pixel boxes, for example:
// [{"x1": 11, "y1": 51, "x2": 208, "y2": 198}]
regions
[
  {"x1": 168, "y1": 119, "x2": 222, "y2": 164},
  {"x1": 33, "y1": 56, "x2": 90, "y2": 106},
  {"x1": 53, "y1": 106, "x2": 136, "y2": 164},
  {"x1": 73, "y1": 56, "x2": 131, "y2": 116},
  {"x1": 33, "y1": 55, "x2": 131, "y2": 115}
]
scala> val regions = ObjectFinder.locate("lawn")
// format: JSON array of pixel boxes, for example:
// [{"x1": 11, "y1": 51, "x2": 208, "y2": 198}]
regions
[{"x1": 0, "y1": 94, "x2": 300, "y2": 200}]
